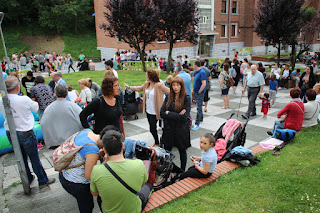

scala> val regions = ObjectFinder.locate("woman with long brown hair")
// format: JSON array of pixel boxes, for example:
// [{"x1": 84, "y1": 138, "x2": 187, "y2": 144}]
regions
[
  {"x1": 123, "y1": 69, "x2": 169, "y2": 146},
  {"x1": 160, "y1": 76, "x2": 191, "y2": 171}
]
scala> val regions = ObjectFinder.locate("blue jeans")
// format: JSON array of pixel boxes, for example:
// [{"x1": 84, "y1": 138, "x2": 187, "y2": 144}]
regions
[
  {"x1": 59, "y1": 173, "x2": 94, "y2": 213},
  {"x1": 194, "y1": 92, "x2": 205, "y2": 125},
  {"x1": 6, "y1": 130, "x2": 48, "y2": 185},
  {"x1": 271, "y1": 120, "x2": 284, "y2": 137}
]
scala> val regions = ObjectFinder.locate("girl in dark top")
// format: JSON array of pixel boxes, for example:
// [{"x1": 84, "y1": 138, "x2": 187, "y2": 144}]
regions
[
  {"x1": 232, "y1": 59, "x2": 241, "y2": 94},
  {"x1": 299, "y1": 66, "x2": 316, "y2": 103},
  {"x1": 160, "y1": 76, "x2": 191, "y2": 171},
  {"x1": 80, "y1": 76, "x2": 123, "y2": 134}
]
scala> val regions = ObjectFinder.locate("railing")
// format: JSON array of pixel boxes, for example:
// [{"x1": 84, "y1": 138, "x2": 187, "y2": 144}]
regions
[{"x1": 120, "y1": 61, "x2": 159, "y2": 71}]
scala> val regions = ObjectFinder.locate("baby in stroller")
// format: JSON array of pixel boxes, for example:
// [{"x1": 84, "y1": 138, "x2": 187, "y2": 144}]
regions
[{"x1": 179, "y1": 133, "x2": 217, "y2": 180}]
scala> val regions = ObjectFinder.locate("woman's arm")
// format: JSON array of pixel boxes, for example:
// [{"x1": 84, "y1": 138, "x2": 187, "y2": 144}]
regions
[
  {"x1": 219, "y1": 76, "x2": 224, "y2": 90},
  {"x1": 196, "y1": 162, "x2": 211, "y2": 175},
  {"x1": 160, "y1": 96, "x2": 168, "y2": 119},
  {"x1": 123, "y1": 82, "x2": 146, "y2": 92},
  {"x1": 79, "y1": 90, "x2": 86, "y2": 105},
  {"x1": 79, "y1": 99, "x2": 98, "y2": 128},
  {"x1": 84, "y1": 153, "x2": 99, "y2": 180},
  {"x1": 159, "y1": 83, "x2": 170, "y2": 94},
  {"x1": 277, "y1": 103, "x2": 290, "y2": 118}
]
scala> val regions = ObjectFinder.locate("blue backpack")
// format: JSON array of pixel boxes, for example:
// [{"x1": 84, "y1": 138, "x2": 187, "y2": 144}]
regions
[{"x1": 275, "y1": 129, "x2": 296, "y2": 141}]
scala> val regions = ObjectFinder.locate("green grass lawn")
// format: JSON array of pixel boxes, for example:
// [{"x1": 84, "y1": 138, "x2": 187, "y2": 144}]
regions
[
  {"x1": 0, "y1": 27, "x2": 30, "y2": 56},
  {"x1": 258, "y1": 53, "x2": 291, "y2": 58},
  {"x1": 153, "y1": 125, "x2": 320, "y2": 212},
  {"x1": 44, "y1": 70, "x2": 170, "y2": 93},
  {"x1": 63, "y1": 32, "x2": 101, "y2": 59}
]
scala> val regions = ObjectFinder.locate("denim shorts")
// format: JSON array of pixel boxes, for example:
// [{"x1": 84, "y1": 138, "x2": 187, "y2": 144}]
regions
[{"x1": 221, "y1": 88, "x2": 229, "y2": 95}]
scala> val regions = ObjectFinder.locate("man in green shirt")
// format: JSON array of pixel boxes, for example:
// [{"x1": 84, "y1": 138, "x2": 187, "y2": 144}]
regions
[{"x1": 90, "y1": 130, "x2": 152, "y2": 213}]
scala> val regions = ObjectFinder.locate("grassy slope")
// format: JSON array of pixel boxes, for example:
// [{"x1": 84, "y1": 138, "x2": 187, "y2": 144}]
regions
[
  {"x1": 0, "y1": 27, "x2": 30, "y2": 56},
  {"x1": 0, "y1": 26, "x2": 100, "y2": 59},
  {"x1": 153, "y1": 125, "x2": 320, "y2": 213},
  {"x1": 62, "y1": 31, "x2": 100, "y2": 59}
]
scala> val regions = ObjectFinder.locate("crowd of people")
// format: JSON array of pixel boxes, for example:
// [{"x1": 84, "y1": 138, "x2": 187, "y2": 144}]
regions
[
  {"x1": 1, "y1": 51, "x2": 97, "y2": 75},
  {"x1": 0, "y1": 51, "x2": 320, "y2": 212}
]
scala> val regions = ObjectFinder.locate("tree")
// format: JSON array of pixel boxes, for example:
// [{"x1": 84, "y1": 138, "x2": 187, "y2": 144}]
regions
[
  {"x1": 34, "y1": 0, "x2": 94, "y2": 34},
  {"x1": 255, "y1": 0, "x2": 304, "y2": 66},
  {"x1": 0, "y1": 0, "x2": 37, "y2": 25},
  {"x1": 154, "y1": 0, "x2": 199, "y2": 73},
  {"x1": 101, "y1": 0, "x2": 159, "y2": 72},
  {"x1": 297, "y1": 9, "x2": 320, "y2": 60},
  {"x1": 286, "y1": 7, "x2": 318, "y2": 69}
]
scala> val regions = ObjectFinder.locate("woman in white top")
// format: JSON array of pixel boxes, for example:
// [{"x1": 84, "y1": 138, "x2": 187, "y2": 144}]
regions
[
  {"x1": 124, "y1": 69, "x2": 169, "y2": 146},
  {"x1": 302, "y1": 89, "x2": 319, "y2": 127},
  {"x1": 67, "y1": 84, "x2": 79, "y2": 102},
  {"x1": 279, "y1": 64, "x2": 290, "y2": 88},
  {"x1": 270, "y1": 64, "x2": 281, "y2": 80},
  {"x1": 78, "y1": 79, "x2": 92, "y2": 107}
]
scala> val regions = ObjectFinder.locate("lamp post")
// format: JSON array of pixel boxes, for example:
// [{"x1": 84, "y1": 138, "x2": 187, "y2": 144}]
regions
[{"x1": 0, "y1": 12, "x2": 31, "y2": 195}]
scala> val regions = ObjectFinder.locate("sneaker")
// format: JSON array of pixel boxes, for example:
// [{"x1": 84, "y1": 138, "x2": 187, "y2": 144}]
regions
[
  {"x1": 271, "y1": 105, "x2": 275, "y2": 108},
  {"x1": 192, "y1": 125, "x2": 200, "y2": 130},
  {"x1": 267, "y1": 131, "x2": 273, "y2": 136},
  {"x1": 39, "y1": 178, "x2": 56, "y2": 189},
  {"x1": 200, "y1": 121, "x2": 203, "y2": 124}
]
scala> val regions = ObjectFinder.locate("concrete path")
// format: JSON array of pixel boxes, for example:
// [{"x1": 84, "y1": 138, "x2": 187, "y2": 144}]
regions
[{"x1": 0, "y1": 75, "x2": 293, "y2": 213}]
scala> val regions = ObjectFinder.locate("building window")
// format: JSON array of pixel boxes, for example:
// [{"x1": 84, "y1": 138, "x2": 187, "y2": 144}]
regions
[
  {"x1": 232, "y1": 1, "x2": 238, "y2": 14},
  {"x1": 231, "y1": 24, "x2": 237, "y2": 37},
  {"x1": 318, "y1": 32, "x2": 320, "y2": 40},
  {"x1": 200, "y1": 16, "x2": 208, "y2": 24},
  {"x1": 221, "y1": 25, "x2": 227, "y2": 38},
  {"x1": 221, "y1": 0, "x2": 227, "y2": 13}
]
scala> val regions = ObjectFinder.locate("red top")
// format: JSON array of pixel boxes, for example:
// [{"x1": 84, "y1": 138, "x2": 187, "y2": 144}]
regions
[
  {"x1": 277, "y1": 101, "x2": 304, "y2": 131},
  {"x1": 260, "y1": 97, "x2": 270, "y2": 109}
]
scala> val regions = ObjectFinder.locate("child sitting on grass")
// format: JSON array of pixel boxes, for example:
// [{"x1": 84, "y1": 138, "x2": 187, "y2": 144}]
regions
[
  {"x1": 259, "y1": 93, "x2": 271, "y2": 119},
  {"x1": 180, "y1": 133, "x2": 217, "y2": 179}
]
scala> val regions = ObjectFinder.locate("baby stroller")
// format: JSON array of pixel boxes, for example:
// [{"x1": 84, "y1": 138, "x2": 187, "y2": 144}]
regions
[
  {"x1": 135, "y1": 144, "x2": 158, "y2": 186},
  {"x1": 123, "y1": 88, "x2": 139, "y2": 120},
  {"x1": 209, "y1": 61, "x2": 220, "y2": 78},
  {"x1": 215, "y1": 113, "x2": 249, "y2": 163}
]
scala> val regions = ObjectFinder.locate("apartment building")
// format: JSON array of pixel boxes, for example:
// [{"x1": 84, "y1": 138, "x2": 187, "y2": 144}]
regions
[{"x1": 94, "y1": 0, "x2": 320, "y2": 60}]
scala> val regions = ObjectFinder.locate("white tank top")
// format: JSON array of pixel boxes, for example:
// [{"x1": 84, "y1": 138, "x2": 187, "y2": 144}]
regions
[{"x1": 145, "y1": 88, "x2": 156, "y2": 115}]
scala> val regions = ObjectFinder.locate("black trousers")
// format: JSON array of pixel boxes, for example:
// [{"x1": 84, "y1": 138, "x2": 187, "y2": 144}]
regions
[
  {"x1": 147, "y1": 113, "x2": 159, "y2": 145},
  {"x1": 39, "y1": 62, "x2": 44, "y2": 71},
  {"x1": 164, "y1": 145, "x2": 187, "y2": 171},
  {"x1": 68, "y1": 64, "x2": 75, "y2": 73},
  {"x1": 180, "y1": 166, "x2": 212, "y2": 180}
]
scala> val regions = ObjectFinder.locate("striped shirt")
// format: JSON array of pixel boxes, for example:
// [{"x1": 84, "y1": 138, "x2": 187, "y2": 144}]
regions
[{"x1": 260, "y1": 97, "x2": 270, "y2": 109}]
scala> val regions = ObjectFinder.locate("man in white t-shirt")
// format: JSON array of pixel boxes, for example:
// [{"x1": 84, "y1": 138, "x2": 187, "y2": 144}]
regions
[
  {"x1": 0, "y1": 76, "x2": 55, "y2": 188},
  {"x1": 105, "y1": 60, "x2": 119, "y2": 78}
]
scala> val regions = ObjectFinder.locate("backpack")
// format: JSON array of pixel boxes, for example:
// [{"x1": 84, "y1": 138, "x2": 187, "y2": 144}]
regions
[
  {"x1": 230, "y1": 67, "x2": 237, "y2": 78},
  {"x1": 274, "y1": 129, "x2": 296, "y2": 141},
  {"x1": 53, "y1": 130, "x2": 96, "y2": 171}
]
